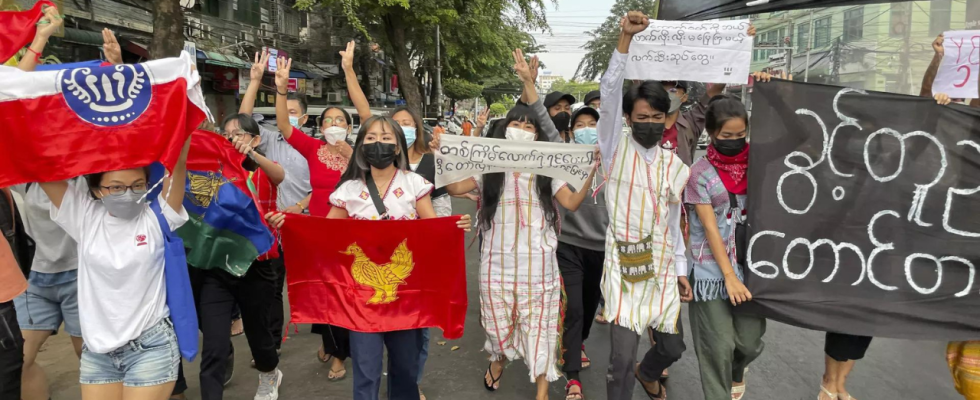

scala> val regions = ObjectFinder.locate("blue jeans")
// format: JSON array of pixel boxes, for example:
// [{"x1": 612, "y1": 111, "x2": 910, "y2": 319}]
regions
[
  {"x1": 350, "y1": 329, "x2": 422, "y2": 400},
  {"x1": 13, "y1": 274, "x2": 81, "y2": 337},
  {"x1": 79, "y1": 318, "x2": 179, "y2": 387},
  {"x1": 417, "y1": 328, "x2": 429, "y2": 385}
]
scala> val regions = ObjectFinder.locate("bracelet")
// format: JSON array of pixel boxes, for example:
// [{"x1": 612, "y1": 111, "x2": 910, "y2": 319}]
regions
[
  {"x1": 295, "y1": 201, "x2": 305, "y2": 210},
  {"x1": 277, "y1": 89, "x2": 288, "y2": 96},
  {"x1": 26, "y1": 47, "x2": 41, "y2": 63}
]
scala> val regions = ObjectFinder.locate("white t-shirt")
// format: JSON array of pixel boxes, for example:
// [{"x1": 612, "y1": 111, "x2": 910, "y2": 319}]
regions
[
  {"x1": 12, "y1": 183, "x2": 78, "y2": 274},
  {"x1": 329, "y1": 171, "x2": 433, "y2": 220},
  {"x1": 52, "y1": 180, "x2": 188, "y2": 353}
]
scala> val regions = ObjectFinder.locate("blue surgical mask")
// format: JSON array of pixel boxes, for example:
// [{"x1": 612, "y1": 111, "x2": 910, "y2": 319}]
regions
[
  {"x1": 573, "y1": 127, "x2": 598, "y2": 145},
  {"x1": 402, "y1": 126, "x2": 417, "y2": 146},
  {"x1": 288, "y1": 115, "x2": 304, "y2": 130}
]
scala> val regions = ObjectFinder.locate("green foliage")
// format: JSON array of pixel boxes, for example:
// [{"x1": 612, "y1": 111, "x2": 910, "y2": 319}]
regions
[
  {"x1": 444, "y1": 79, "x2": 485, "y2": 100},
  {"x1": 548, "y1": 78, "x2": 599, "y2": 102},
  {"x1": 574, "y1": 0, "x2": 656, "y2": 81},
  {"x1": 489, "y1": 102, "x2": 509, "y2": 116}
]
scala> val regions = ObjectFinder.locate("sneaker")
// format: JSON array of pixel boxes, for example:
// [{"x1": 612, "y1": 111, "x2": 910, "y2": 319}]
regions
[
  {"x1": 254, "y1": 369, "x2": 283, "y2": 400},
  {"x1": 224, "y1": 347, "x2": 235, "y2": 387}
]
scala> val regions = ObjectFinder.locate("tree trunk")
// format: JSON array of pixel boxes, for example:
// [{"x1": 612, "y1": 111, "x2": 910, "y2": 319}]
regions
[
  {"x1": 150, "y1": 0, "x2": 184, "y2": 59},
  {"x1": 383, "y1": 14, "x2": 423, "y2": 116}
]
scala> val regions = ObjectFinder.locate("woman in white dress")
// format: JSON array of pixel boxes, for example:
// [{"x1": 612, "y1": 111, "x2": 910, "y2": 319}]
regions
[
  {"x1": 267, "y1": 115, "x2": 471, "y2": 400},
  {"x1": 436, "y1": 105, "x2": 597, "y2": 400}
]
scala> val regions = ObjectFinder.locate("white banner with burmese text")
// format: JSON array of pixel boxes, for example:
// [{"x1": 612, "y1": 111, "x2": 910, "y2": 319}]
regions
[{"x1": 433, "y1": 135, "x2": 595, "y2": 190}]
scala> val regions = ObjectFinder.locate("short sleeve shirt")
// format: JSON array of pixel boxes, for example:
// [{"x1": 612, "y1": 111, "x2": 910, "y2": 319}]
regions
[{"x1": 330, "y1": 171, "x2": 434, "y2": 220}]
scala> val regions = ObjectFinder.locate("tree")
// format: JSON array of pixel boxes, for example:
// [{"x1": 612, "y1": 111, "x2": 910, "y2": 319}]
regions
[
  {"x1": 489, "y1": 102, "x2": 508, "y2": 116},
  {"x1": 296, "y1": 0, "x2": 550, "y2": 115},
  {"x1": 444, "y1": 79, "x2": 485, "y2": 101},
  {"x1": 150, "y1": 0, "x2": 184, "y2": 58},
  {"x1": 549, "y1": 78, "x2": 599, "y2": 102},
  {"x1": 574, "y1": 0, "x2": 656, "y2": 81}
]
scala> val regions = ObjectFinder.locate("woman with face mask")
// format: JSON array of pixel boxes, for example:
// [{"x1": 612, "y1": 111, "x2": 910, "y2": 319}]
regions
[
  {"x1": 684, "y1": 96, "x2": 765, "y2": 400},
  {"x1": 266, "y1": 116, "x2": 472, "y2": 400},
  {"x1": 36, "y1": 135, "x2": 192, "y2": 400},
  {"x1": 433, "y1": 105, "x2": 597, "y2": 400},
  {"x1": 273, "y1": 56, "x2": 355, "y2": 381}
]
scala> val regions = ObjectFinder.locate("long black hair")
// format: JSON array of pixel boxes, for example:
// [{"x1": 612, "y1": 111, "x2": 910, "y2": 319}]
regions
[
  {"x1": 478, "y1": 105, "x2": 559, "y2": 233},
  {"x1": 705, "y1": 95, "x2": 749, "y2": 138},
  {"x1": 335, "y1": 115, "x2": 411, "y2": 188}
]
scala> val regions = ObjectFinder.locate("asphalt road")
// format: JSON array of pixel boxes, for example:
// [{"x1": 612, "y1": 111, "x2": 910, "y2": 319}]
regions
[{"x1": 40, "y1": 193, "x2": 962, "y2": 400}]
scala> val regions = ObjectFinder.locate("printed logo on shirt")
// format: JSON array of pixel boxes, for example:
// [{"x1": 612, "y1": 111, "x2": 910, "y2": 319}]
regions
[
  {"x1": 393, "y1": 188, "x2": 404, "y2": 198},
  {"x1": 359, "y1": 191, "x2": 370, "y2": 200},
  {"x1": 136, "y1": 234, "x2": 148, "y2": 247}
]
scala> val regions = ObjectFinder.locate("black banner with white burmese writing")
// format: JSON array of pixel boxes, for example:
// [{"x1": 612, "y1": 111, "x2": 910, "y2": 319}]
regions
[{"x1": 739, "y1": 80, "x2": 980, "y2": 340}]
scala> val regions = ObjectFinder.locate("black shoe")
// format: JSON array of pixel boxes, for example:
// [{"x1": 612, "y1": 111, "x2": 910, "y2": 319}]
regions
[{"x1": 224, "y1": 345, "x2": 235, "y2": 387}]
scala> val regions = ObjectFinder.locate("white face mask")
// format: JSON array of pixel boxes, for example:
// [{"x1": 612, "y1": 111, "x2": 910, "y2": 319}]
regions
[
  {"x1": 321, "y1": 126, "x2": 348, "y2": 145},
  {"x1": 505, "y1": 127, "x2": 536, "y2": 142}
]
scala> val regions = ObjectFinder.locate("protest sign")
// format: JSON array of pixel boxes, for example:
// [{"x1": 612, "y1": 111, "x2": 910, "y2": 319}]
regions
[
  {"x1": 741, "y1": 80, "x2": 980, "y2": 340},
  {"x1": 624, "y1": 19, "x2": 752, "y2": 84},
  {"x1": 433, "y1": 135, "x2": 595, "y2": 190},
  {"x1": 932, "y1": 30, "x2": 980, "y2": 99}
]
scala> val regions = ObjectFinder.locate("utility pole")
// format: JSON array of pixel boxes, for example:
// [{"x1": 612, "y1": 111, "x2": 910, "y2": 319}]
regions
[
  {"x1": 785, "y1": 18, "x2": 794, "y2": 80},
  {"x1": 897, "y1": 5, "x2": 912, "y2": 94},
  {"x1": 435, "y1": 25, "x2": 443, "y2": 118},
  {"x1": 804, "y1": 10, "x2": 814, "y2": 82}
]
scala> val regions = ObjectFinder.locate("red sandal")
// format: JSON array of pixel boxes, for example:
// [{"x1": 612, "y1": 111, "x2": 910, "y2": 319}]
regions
[
  {"x1": 565, "y1": 379, "x2": 585, "y2": 400},
  {"x1": 581, "y1": 345, "x2": 591, "y2": 369}
]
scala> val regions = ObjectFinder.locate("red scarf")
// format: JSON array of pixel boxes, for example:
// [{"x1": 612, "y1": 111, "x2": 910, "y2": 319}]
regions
[{"x1": 706, "y1": 143, "x2": 749, "y2": 195}]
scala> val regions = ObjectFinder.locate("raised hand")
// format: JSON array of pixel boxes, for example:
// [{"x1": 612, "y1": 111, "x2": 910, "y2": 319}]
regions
[
  {"x1": 477, "y1": 107, "x2": 490, "y2": 125},
  {"x1": 35, "y1": 5, "x2": 63, "y2": 40},
  {"x1": 340, "y1": 41, "x2": 356, "y2": 72},
  {"x1": 102, "y1": 28, "x2": 122, "y2": 65},
  {"x1": 748, "y1": 24, "x2": 757, "y2": 37},
  {"x1": 933, "y1": 33, "x2": 945, "y2": 58},
  {"x1": 529, "y1": 55, "x2": 540, "y2": 85},
  {"x1": 513, "y1": 48, "x2": 534, "y2": 84},
  {"x1": 251, "y1": 49, "x2": 269, "y2": 81},
  {"x1": 275, "y1": 56, "x2": 292, "y2": 93},
  {"x1": 751, "y1": 71, "x2": 773, "y2": 82},
  {"x1": 620, "y1": 11, "x2": 649, "y2": 36}
]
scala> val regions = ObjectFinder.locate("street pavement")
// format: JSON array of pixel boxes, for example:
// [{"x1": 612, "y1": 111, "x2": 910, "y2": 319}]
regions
[{"x1": 40, "y1": 194, "x2": 962, "y2": 400}]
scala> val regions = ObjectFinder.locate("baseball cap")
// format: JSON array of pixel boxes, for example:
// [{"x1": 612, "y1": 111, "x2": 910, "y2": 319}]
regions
[
  {"x1": 544, "y1": 92, "x2": 576, "y2": 109},
  {"x1": 583, "y1": 90, "x2": 600, "y2": 106},
  {"x1": 571, "y1": 106, "x2": 600, "y2": 126}
]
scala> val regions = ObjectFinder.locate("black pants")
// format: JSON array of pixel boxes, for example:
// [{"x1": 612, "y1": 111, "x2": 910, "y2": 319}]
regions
[
  {"x1": 312, "y1": 323, "x2": 351, "y2": 360},
  {"x1": 0, "y1": 301, "x2": 23, "y2": 399},
  {"x1": 556, "y1": 242, "x2": 605, "y2": 378},
  {"x1": 608, "y1": 321, "x2": 686, "y2": 400},
  {"x1": 198, "y1": 260, "x2": 280, "y2": 400},
  {"x1": 825, "y1": 332, "x2": 873, "y2": 362},
  {"x1": 350, "y1": 329, "x2": 422, "y2": 400},
  {"x1": 270, "y1": 246, "x2": 287, "y2": 349}
]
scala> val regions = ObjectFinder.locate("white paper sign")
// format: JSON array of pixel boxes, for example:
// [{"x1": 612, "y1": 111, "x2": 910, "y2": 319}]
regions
[
  {"x1": 933, "y1": 30, "x2": 980, "y2": 98},
  {"x1": 434, "y1": 135, "x2": 596, "y2": 190},
  {"x1": 625, "y1": 19, "x2": 753, "y2": 84}
]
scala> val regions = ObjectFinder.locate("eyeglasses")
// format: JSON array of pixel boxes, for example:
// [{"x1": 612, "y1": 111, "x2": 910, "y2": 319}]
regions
[
  {"x1": 321, "y1": 117, "x2": 347, "y2": 126},
  {"x1": 101, "y1": 183, "x2": 148, "y2": 196}
]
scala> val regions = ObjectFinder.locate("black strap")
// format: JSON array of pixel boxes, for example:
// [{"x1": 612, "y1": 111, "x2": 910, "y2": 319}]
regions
[
  {"x1": 727, "y1": 191, "x2": 738, "y2": 212},
  {"x1": 365, "y1": 174, "x2": 388, "y2": 220}
]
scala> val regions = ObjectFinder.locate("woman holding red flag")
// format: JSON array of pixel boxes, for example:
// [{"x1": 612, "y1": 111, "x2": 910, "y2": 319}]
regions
[
  {"x1": 684, "y1": 89, "x2": 769, "y2": 400},
  {"x1": 266, "y1": 114, "x2": 471, "y2": 400}
]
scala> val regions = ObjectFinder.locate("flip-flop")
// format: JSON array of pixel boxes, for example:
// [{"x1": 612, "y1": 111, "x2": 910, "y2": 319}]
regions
[
  {"x1": 581, "y1": 345, "x2": 591, "y2": 369},
  {"x1": 817, "y1": 385, "x2": 837, "y2": 400},
  {"x1": 565, "y1": 379, "x2": 585, "y2": 400},
  {"x1": 484, "y1": 362, "x2": 502, "y2": 391},
  {"x1": 317, "y1": 346, "x2": 331, "y2": 363},
  {"x1": 635, "y1": 365, "x2": 666, "y2": 399},
  {"x1": 837, "y1": 394, "x2": 857, "y2": 400},
  {"x1": 731, "y1": 382, "x2": 746, "y2": 400}
]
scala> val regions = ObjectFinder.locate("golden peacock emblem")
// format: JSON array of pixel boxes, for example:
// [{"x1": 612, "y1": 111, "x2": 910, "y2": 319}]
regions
[
  {"x1": 187, "y1": 171, "x2": 228, "y2": 208},
  {"x1": 343, "y1": 240, "x2": 414, "y2": 305}
]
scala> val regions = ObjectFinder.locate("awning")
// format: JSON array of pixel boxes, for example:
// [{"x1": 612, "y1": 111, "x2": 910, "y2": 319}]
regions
[
  {"x1": 314, "y1": 63, "x2": 340, "y2": 77},
  {"x1": 201, "y1": 51, "x2": 249, "y2": 69},
  {"x1": 62, "y1": 27, "x2": 103, "y2": 46},
  {"x1": 289, "y1": 69, "x2": 312, "y2": 79}
]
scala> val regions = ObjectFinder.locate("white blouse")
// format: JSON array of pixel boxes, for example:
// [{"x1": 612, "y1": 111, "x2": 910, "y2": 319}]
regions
[{"x1": 329, "y1": 170, "x2": 434, "y2": 220}]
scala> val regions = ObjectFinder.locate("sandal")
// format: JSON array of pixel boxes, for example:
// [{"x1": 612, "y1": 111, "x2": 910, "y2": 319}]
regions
[
  {"x1": 565, "y1": 379, "x2": 585, "y2": 400},
  {"x1": 837, "y1": 394, "x2": 857, "y2": 400},
  {"x1": 483, "y1": 362, "x2": 502, "y2": 391},
  {"x1": 317, "y1": 346, "x2": 332, "y2": 363},
  {"x1": 731, "y1": 382, "x2": 746, "y2": 400},
  {"x1": 581, "y1": 345, "x2": 591, "y2": 369},
  {"x1": 817, "y1": 385, "x2": 837, "y2": 400},
  {"x1": 230, "y1": 318, "x2": 243, "y2": 337},
  {"x1": 635, "y1": 365, "x2": 666, "y2": 399},
  {"x1": 328, "y1": 365, "x2": 347, "y2": 381}
]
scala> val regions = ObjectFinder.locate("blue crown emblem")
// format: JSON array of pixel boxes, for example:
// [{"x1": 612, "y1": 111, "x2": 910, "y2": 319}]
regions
[{"x1": 58, "y1": 64, "x2": 153, "y2": 127}]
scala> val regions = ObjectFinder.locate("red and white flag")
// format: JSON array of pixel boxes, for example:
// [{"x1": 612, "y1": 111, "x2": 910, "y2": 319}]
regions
[{"x1": 0, "y1": 52, "x2": 209, "y2": 186}]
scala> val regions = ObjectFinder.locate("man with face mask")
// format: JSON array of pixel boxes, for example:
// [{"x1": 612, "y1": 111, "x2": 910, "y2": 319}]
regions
[
  {"x1": 584, "y1": 90, "x2": 601, "y2": 110},
  {"x1": 543, "y1": 91, "x2": 576, "y2": 143},
  {"x1": 596, "y1": 11, "x2": 693, "y2": 400}
]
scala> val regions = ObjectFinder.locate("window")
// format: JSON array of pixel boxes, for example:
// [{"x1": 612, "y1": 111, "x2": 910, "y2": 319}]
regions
[
  {"x1": 755, "y1": 28, "x2": 787, "y2": 61},
  {"x1": 890, "y1": 3, "x2": 910, "y2": 38},
  {"x1": 814, "y1": 16, "x2": 831, "y2": 48},
  {"x1": 797, "y1": 22, "x2": 810, "y2": 53},
  {"x1": 930, "y1": 0, "x2": 953, "y2": 36},
  {"x1": 844, "y1": 8, "x2": 864, "y2": 42}
]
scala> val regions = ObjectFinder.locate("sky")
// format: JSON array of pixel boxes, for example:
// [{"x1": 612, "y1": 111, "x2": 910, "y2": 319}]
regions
[{"x1": 530, "y1": 0, "x2": 618, "y2": 82}]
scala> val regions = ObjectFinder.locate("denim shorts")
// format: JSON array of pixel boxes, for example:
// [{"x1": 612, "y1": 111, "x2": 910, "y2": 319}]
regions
[
  {"x1": 79, "y1": 318, "x2": 179, "y2": 387},
  {"x1": 13, "y1": 279, "x2": 81, "y2": 337}
]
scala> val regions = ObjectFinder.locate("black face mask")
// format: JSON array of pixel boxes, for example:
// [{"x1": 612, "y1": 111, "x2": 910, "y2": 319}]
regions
[
  {"x1": 714, "y1": 137, "x2": 747, "y2": 156},
  {"x1": 551, "y1": 112, "x2": 571, "y2": 132},
  {"x1": 630, "y1": 122, "x2": 666, "y2": 149},
  {"x1": 362, "y1": 142, "x2": 398, "y2": 169}
]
